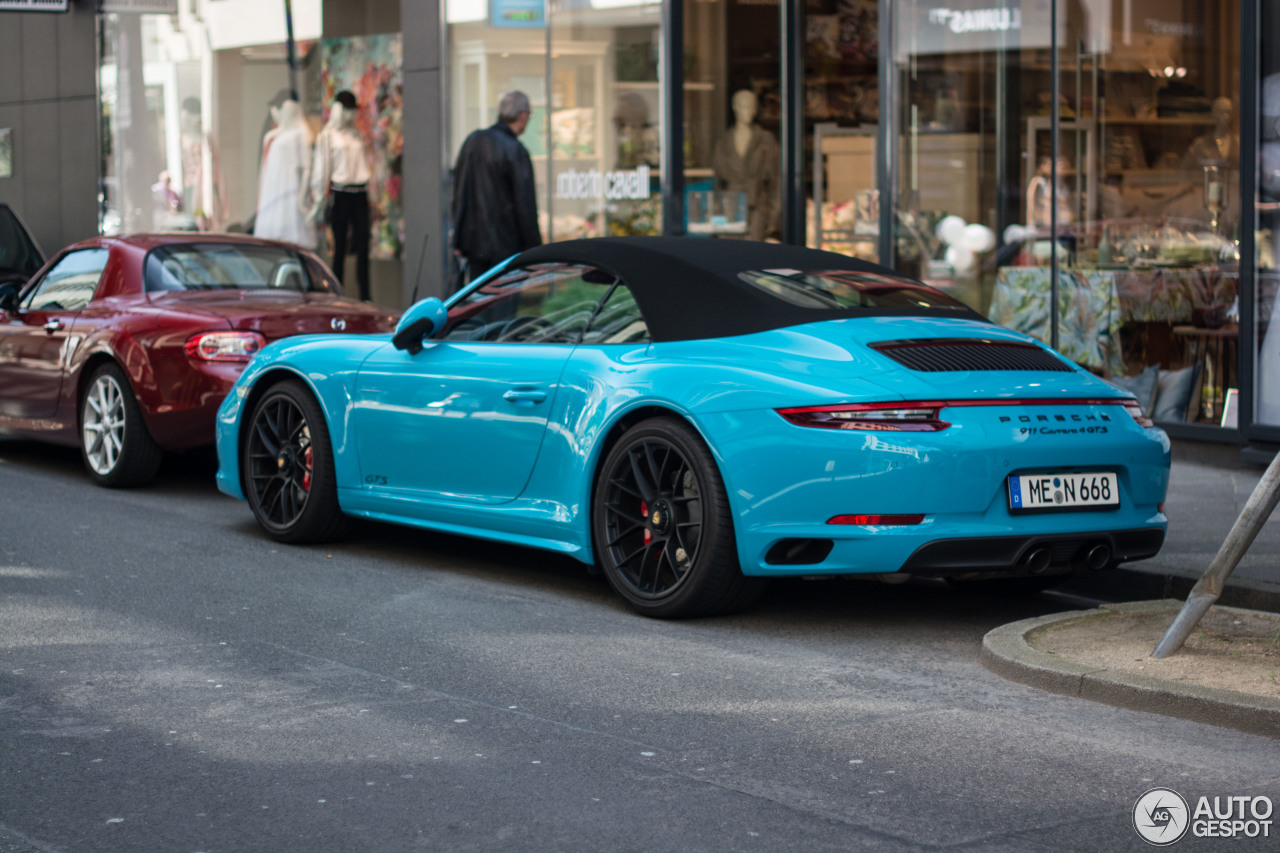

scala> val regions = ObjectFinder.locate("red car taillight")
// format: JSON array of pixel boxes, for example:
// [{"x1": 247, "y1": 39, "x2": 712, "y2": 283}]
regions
[
  {"x1": 185, "y1": 331, "x2": 266, "y2": 362},
  {"x1": 1123, "y1": 400, "x2": 1154, "y2": 428},
  {"x1": 779, "y1": 398, "x2": 1143, "y2": 431},
  {"x1": 776, "y1": 402, "x2": 951, "y2": 432},
  {"x1": 827, "y1": 514, "x2": 925, "y2": 526}
]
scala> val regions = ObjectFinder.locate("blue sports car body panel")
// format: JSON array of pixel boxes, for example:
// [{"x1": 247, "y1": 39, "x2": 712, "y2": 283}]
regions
[{"x1": 218, "y1": 290, "x2": 1169, "y2": 579}]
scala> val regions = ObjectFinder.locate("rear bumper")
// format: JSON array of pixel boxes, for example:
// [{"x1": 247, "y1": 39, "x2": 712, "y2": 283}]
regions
[
  {"x1": 695, "y1": 403, "x2": 1170, "y2": 577},
  {"x1": 898, "y1": 527, "x2": 1165, "y2": 575}
]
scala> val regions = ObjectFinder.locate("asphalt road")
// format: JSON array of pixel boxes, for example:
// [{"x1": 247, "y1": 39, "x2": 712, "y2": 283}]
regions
[{"x1": 2, "y1": 441, "x2": 1277, "y2": 852}]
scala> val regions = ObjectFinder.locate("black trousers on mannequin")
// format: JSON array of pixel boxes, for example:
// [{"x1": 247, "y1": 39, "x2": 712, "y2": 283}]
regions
[{"x1": 330, "y1": 186, "x2": 370, "y2": 301}]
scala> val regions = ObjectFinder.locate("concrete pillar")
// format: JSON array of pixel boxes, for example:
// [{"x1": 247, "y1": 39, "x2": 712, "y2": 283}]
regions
[{"x1": 401, "y1": 0, "x2": 447, "y2": 303}]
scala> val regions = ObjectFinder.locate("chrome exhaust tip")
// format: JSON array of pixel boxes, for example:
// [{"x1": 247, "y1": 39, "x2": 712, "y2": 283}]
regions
[
  {"x1": 1086, "y1": 544, "x2": 1112, "y2": 571},
  {"x1": 1024, "y1": 547, "x2": 1052, "y2": 575}
]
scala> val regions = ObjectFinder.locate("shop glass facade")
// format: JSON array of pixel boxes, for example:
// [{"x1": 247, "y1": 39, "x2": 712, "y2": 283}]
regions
[
  {"x1": 98, "y1": 5, "x2": 319, "y2": 238},
  {"x1": 892, "y1": 1, "x2": 1243, "y2": 430},
  {"x1": 96, "y1": 1, "x2": 405, "y2": 302},
  {"x1": 1253, "y1": 1, "x2": 1280, "y2": 430},
  {"x1": 85, "y1": 0, "x2": 1278, "y2": 441},
  {"x1": 445, "y1": 0, "x2": 667, "y2": 244}
]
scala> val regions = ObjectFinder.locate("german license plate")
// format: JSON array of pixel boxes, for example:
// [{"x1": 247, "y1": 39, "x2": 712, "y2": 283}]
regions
[{"x1": 1008, "y1": 472, "x2": 1119, "y2": 511}]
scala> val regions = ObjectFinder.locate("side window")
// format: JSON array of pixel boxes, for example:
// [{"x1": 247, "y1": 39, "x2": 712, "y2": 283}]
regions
[
  {"x1": 22, "y1": 248, "x2": 110, "y2": 312},
  {"x1": 580, "y1": 283, "x2": 651, "y2": 344},
  {"x1": 439, "y1": 263, "x2": 616, "y2": 344}
]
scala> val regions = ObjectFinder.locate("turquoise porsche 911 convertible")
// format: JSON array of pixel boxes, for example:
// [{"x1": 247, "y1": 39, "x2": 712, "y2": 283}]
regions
[{"x1": 215, "y1": 237, "x2": 1170, "y2": 618}]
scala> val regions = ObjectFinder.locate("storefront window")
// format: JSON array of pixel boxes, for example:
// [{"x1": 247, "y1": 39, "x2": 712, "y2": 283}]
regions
[
  {"x1": 895, "y1": 1, "x2": 1243, "y2": 428},
  {"x1": 551, "y1": 0, "x2": 662, "y2": 239},
  {"x1": 99, "y1": 5, "x2": 322, "y2": 238},
  {"x1": 99, "y1": 2, "x2": 405, "y2": 302},
  {"x1": 446, "y1": 0, "x2": 664, "y2": 249},
  {"x1": 446, "y1": 1, "x2": 553, "y2": 246},
  {"x1": 804, "y1": 0, "x2": 879, "y2": 262},
  {"x1": 891, "y1": 0, "x2": 1031, "y2": 311},
  {"x1": 1056, "y1": 1, "x2": 1242, "y2": 428},
  {"x1": 683, "y1": 0, "x2": 781, "y2": 243},
  {"x1": 1254, "y1": 2, "x2": 1280, "y2": 427}
]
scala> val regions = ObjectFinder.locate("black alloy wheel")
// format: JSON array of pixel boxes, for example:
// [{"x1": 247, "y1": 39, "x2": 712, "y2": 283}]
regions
[
  {"x1": 593, "y1": 416, "x2": 765, "y2": 618},
  {"x1": 243, "y1": 380, "x2": 346, "y2": 543}
]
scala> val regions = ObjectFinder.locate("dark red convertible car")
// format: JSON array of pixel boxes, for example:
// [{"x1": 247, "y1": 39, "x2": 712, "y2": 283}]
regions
[{"x1": 0, "y1": 232, "x2": 397, "y2": 486}]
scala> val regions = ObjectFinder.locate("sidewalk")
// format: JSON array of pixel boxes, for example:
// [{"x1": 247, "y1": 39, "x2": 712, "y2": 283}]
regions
[
  {"x1": 1061, "y1": 439, "x2": 1280, "y2": 612},
  {"x1": 984, "y1": 440, "x2": 1280, "y2": 737}
]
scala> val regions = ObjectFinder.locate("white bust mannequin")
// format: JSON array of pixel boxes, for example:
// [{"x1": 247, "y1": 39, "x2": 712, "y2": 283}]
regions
[{"x1": 732, "y1": 89, "x2": 757, "y2": 158}]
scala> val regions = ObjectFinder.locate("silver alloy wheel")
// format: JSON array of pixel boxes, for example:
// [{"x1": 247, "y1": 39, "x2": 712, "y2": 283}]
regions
[{"x1": 82, "y1": 372, "x2": 127, "y2": 475}]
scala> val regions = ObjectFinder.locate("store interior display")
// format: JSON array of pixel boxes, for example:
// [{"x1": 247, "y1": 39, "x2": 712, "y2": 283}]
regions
[
  {"x1": 889, "y1": 0, "x2": 1245, "y2": 426},
  {"x1": 255, "y1": 100, "x2": 316, "y2": 249},
  {"x1": 711, "y1": 90, "x2": 780, "y2": 241}
]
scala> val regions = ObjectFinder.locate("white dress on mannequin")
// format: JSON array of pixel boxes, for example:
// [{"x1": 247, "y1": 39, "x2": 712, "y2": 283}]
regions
[{"x1": 255, "y1": 101, "x2": 317, "y2": 248}]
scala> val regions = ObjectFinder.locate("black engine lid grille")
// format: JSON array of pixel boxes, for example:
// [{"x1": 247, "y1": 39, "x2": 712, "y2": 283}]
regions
[{"x1": 871, "y1": 338, "x2": 1074, "y2": 373}]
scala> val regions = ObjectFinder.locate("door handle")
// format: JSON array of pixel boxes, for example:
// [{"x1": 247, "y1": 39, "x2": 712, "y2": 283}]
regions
[
  {"x1": 43, "y1": 320, "x2": 64, "y2": 334},
  {"x1": 503, "y1": 387, "x2": 547, "y2": 405}
]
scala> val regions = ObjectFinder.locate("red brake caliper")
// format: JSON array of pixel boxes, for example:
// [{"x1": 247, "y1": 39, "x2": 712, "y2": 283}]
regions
[
  {"x1": 641, "y1": 500, "x2": 650, "y2": 545},
  {"x1": 302, "y1": 446, "x2": 313, "y2": 491}
]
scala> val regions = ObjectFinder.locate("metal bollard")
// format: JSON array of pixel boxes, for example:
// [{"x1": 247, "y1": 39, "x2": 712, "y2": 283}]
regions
[{"x1": 1153, "y1": 449, "x2": 1280, "y2": 658}]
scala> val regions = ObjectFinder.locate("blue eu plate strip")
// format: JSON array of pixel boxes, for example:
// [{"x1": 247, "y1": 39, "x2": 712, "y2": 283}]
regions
[{"x1": 1009, "y1": 476, "x2": 1023, "y2": 508}]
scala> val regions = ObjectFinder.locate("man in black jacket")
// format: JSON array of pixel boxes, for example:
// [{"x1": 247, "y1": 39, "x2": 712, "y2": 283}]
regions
[{"x1": 450, "y1": 91, "x2": 542, "y2": 287}]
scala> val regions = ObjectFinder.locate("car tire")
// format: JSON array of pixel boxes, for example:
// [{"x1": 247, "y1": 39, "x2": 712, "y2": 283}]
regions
[
  {"x1": 242, "y1": 379, "x2": 347, "y2": 543},
  {"x1": 592, "y1": 416, "x2": 766, "y2": 618},
  {"x1": 80, "y1": 363, "x2": 163, "y2": 487}
]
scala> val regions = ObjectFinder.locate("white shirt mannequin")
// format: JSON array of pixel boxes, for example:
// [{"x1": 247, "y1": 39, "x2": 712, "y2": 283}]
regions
[
  {"x1": 255, "y1": 100, "x2": 316, "y2": 247},
  {"x1": 308, "y1": 102, "x2": 373, "y2": 223}
]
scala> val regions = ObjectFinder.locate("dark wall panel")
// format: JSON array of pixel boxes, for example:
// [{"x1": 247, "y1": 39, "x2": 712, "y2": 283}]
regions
[
  {"x1": 0, "y1": 3, "x2": 100, "y2": 254},
  {"x1": 59, "y1": 96, "x2": 98, "y2": 241}
]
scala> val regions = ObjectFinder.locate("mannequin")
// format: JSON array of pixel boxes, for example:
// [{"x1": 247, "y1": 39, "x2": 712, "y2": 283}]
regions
[
  {"x1": 613, "y1": 92, "x2": 659, "y2": 169},
  {"x1": 308, "y1": 91, "x2": 372, "y2": 300},
  {"x1": 255, "y1": 100, "x2": 316, "y2": 248},
  {"x1": 1183, "y1": 97, "x2": 1239, "y2": 170},
  {"x1": 1026, "y1": 155, "x2": 1073, "y2": 230},
  {"x1": 179, "y1": 97, "x2": 227, "y2": 231},
  {"x1": 711, "y1": 89, "x2": 780, "y2": 241}
]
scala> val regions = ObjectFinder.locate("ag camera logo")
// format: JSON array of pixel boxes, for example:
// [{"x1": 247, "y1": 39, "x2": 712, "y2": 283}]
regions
[
  {"x1": 1133, "y1": 788, "x2": 1275, "y2": 844},
  {"x1": 1133, "y1": 788, "x2": 1189, "y2": 846}
]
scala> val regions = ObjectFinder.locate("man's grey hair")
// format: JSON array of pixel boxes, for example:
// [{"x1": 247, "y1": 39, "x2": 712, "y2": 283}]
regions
[{"x1": 497, "y1": 91, "x2": 531, "y2": 124}]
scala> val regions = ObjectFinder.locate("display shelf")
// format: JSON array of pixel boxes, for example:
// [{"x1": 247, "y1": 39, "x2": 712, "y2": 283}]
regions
[{"x1": 613, "y1": 80, "x2": 715, "y2": 91}]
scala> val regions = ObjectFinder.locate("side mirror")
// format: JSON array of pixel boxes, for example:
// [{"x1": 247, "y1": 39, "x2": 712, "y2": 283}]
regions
[
  {"x1": 0, "y1": 283, "x2": 20, "y2": 313},
  {"x1": 391, "y1": 297, "x2": 449, "y2": 354}
]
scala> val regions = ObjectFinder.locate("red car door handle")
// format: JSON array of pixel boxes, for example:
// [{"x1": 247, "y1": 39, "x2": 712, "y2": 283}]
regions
[{"x1": 43, "y1": 320, "x2": 63, "y2": 334}]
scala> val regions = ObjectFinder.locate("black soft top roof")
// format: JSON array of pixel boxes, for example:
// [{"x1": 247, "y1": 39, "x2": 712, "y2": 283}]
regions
[{"x1": 510, "y1": 237, "x2": 983, "y2": 342}]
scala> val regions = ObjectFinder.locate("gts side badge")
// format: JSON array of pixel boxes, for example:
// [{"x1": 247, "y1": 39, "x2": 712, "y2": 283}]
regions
[{"x1": 365, "y1": 475, "x2": 388, "y2": 485}]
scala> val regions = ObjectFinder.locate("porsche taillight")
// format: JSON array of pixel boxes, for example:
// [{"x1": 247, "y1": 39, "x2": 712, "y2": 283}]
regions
[
  {"x1": 1123, "y1": 401, "x2": 1154, "y2": 428},
  {"x1": 776, "y1": 402, "x2": 951, "y2": 432},
  {"x1": 185, "y1": 331, "x2": 266, "y2": 362}
]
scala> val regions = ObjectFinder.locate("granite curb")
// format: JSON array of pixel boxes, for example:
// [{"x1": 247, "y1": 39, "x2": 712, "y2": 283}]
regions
[
  {"x1": 1060, "y1": 565, "x2": 1280, "y2": 614},
  {"x1": 981, "y1": 599, "x2": 1280, "y2": 739}
]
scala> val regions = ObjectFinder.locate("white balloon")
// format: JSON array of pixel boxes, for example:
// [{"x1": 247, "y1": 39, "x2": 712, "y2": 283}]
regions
[
  {"x1": 936, "y1": 215, "x2": 967, "y2": 246},
  {"x1": 963, "y1": 223, "x2": 996, "y2": 253},
  {"x1": 945, "y1": 244, "x2": 976, "y2": 274},
  {"x1": 1004, "y1": 224, "x2": 1027, "y2": 245}
]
